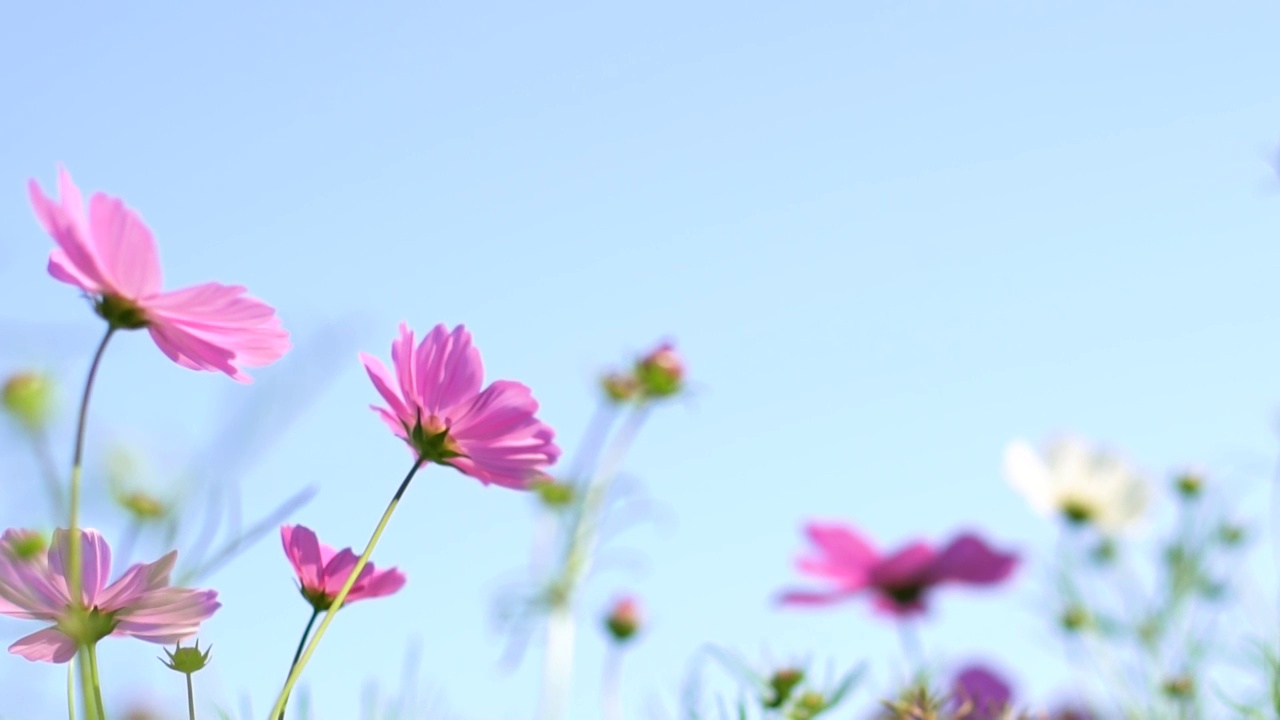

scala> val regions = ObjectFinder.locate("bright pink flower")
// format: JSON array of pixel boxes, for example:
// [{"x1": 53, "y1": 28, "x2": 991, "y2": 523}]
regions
[
  {"x1": 280, "y1": 524, "x2": 405, "y2": 611},
  {"x1": 0, "y1": 528, "x2": 219, "y2": 663},
  {"x1": 778, "y1": 522, "x2": 1018, "y2": 617},
  {"x1": 360, "y1": 323, "x2": 560, "y2": 489},
  {"x1": 29, "y1": 166, "x2": 289, "y2": 382}
]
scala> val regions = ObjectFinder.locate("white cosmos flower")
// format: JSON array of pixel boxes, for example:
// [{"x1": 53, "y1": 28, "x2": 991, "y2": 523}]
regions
[{"x1": 1003, "y1": 436, "x2": 1149, "y2": 534}]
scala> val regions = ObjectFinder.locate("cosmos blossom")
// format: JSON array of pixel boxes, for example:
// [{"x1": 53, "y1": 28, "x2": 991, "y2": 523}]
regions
[
  {"x1": 778, "y1": 521, "x2": 1018, "y2": 617},
  {"x1": 0, "y1": 528, "x2": 219, "y2": 663},
  {"x1": 1003, "y1": 436, "x2": 1149, "y2": 535},
  {"x1": 28, "y1": 166, "x2": 290, "y2": 382},
  {"x1": 951, "y1": 664, "x2": 1014, "y2": 719},
  {"x1": 360, "y1": 323, "x2": 560, "y2": 489},
  {"x1": 280, "y1": 524, "x2": 405, "y2": 611}
]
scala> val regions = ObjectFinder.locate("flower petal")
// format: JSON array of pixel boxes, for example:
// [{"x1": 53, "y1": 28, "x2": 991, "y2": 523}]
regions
[
  {"x1": 928, "y1": 534, "x2": 1018, "y2": 586},
  {"x1": 9, "y1": 626, "x2": 77, "y2": 663},
  {"x1": 86, "y1": 192, "x2": 163, "y2": 298}
]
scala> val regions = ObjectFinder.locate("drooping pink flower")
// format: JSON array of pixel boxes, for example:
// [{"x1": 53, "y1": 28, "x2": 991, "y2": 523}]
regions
[
  {"x1": 29, "y1": 166, "x2": 290, "y2": 382},
  {"x1": 360, "y1": 323, "x2": 561, "y2": 488},
  {"x1": 280, "y1": 524, "x2": 405, "y2": 611},
  {"x1": 0, "y1": 528, "x2": 219, "y2": 663},
  {"x1": 951, "y1": 664, "x2": 1014, "y2": 719},
  {"x1": 778, "y1": 521, "x2": 1018, "y2": 617}
]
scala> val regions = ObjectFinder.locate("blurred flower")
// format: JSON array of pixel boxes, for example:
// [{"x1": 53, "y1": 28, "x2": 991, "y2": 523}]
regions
[
  {"x1": 28, "y1": 166, "x2": 289, "y2": 382},
  {"x1": 281, "y1": 524, "x2": 405, "y2": 611},
  {"x1": 603, "y1": 595, "x2": 643, "y2": 643},
  {"x1": 1173, "y1": 469, "x2": 1204, "y2": 499},
  {"x1": 2, "y1": 371, "x2": 55, "y2": 431},
  {"x1": 1003, "y1": 437, "x2": 1149, "y2": 535},
  {"x1": 160, "y1": 639, "x2": 212, "y2": 675},
  {"x1": 360, "y1": 323, "x2": 560, "y2": 488},
  {"x1": 634, "y1": 342, "x2": 684, "y2": 399},
  {"x1": 778, "y1": 522, "x2": 1018, "y2": 617},
  {"x1": 951, "y1": 664, "x2": 1012, "y2": 719},
  {"x1": 0, "y1": 528, "x2": 219, "y2": 663},
  {"x1": 530, "y1": 476, "x2": 576, "y2": 509}
]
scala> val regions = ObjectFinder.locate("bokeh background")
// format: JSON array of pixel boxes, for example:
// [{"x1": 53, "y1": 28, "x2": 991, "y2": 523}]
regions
[{"x1": 2, "y1": 1, "x2": 1280, "y2": 717}]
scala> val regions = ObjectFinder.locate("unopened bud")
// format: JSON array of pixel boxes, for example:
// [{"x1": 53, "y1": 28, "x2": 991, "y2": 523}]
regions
[
  {"x1": 160, "y1": 640, "x2": 212, "y2": 675},
  {"x1": 604, "y1": 596, "x2": 642, "y2": 643},
  {"x1": 2, "y1": 530, "x2": 47, "y2": 561},
  {"x1": 530, "y1": 477, "x2": 575, "y2": 509},
  {"x1": 2, "y1": 372, "x2": 55, "y2": 431},
  {"x1": 764, "y1": 668, "x2": 804, "y2": 708},
  {"x1": 634, "y1": 343, "x2": 684, "y2": 399},
  {"x1": 790, "y1": 691, "x2": 827, "y2": 720},
  {"x1": 1174, "y1": 471, "x2": 1203, "y2": 499},
  {"x1": 1218, "y1": 523, "x2": 1245, "y2": 546},
  {"x1": 120, "y1": 491, "x2": 169, "y2": 521},
  {"x1": 1162, "y1": 674, "x2": 1194, "y2": 699},
  {"x1": 1060, "y1": 605, "x2": 1090, "y2": 632},
  {"x1": 601, "y1": 373, "x2": 640, "y2": 403}
]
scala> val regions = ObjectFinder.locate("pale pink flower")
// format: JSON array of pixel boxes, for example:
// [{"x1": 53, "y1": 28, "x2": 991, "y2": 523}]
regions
[
  {"x1": 0, "y1": 528, "x2": 219, "y2": 663},
  {"x1": 29, "y1": 166, "x2": 290, "y2": 382},
  {"x1": 360, "y1": 323, "x2": 560, "y2": 488},
  {"x1": 779, "y1": 521, "x2": 1018, "y2": 617},
  {"x1": 280, "y1": 524, "x2": 404, "y2": 610}
]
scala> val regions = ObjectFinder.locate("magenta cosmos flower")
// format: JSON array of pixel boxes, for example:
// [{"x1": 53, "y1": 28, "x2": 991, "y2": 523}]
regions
[
  {"x1": 29, "y1": 166, "x2": 289, "y2": 382},
  {"x1": 951, "y1": 664, "x2": 1014, "y2": 720},
  {"x1": 360, "y1": 323, "x2": 560, "y2": 488},
  {"x1": 281, "y1": 524, "x2": 405, "y2": 611},
  {"x1": 0, "y1": 528, "x2": 219, "y2": 663},
  {"x1": 779, "y1": 522, "x2": 1018, "y2": 617}
]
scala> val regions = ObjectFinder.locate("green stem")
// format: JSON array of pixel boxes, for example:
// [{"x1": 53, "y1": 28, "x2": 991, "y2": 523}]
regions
[
  {"x1": 85, "y1": 642, "x2": 106, "y2": 720},
  {"x1": 538, "y1": 405, "x2": 650, "y2": 720},
  {"x1": 186, "y1": 673, "x2": 197, "y2": 720},
  {"x1": 267, "y1": 457, "x2": 427, "y2": 720},
  {"x1": 66, "y1": 656, "x2": 77, "y2": 720},
  {"x1": 278, "y1": 607, "x2": 322, "y2": 719},
  {"x1": 68, "y1": 328, "x2": 116, "y2": 610}
]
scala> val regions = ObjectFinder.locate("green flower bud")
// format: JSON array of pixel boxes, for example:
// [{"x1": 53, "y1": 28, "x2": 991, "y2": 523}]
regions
[
  {"x1": 765, "y1": 668, "x2": 805, "y2": 709},
  {"x1": 604, "y1": 596, "x2": 642, "y2": 643},
  {"x1": 634, "y1": 343, "x2": 684, "y2": 399},
  {"x1": 530, "y1": 477, "x2": 575, "y2": 509},
  {"x1": 601, "y1": 372, "x2": 640, "y2": 403},
  {"x1": 2, "y1": 371, "x2": 55, "y2": 431},
  {"x1": 160, "y1": 640, "x2": 212, "y2": 675},
  {"x1": 1174, "y1": 471, "x2": 1203, "y2": 499}
]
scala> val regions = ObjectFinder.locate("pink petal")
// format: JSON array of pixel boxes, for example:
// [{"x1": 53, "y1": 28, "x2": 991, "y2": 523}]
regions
[
  {"x1": 319, "y1": 548, "x2": 373, "y2": 598},
  {"x1": 412, "y1": 325, "x2": 483, "y2": 416},
  {"x1": 113, "y1": 587, "x2": 220, "y2": 643},
  {"x1": 776, "y1": 588, "x2": 858, "y2": 607},
  {"x1": 868, "y1": 542, "x2": 936, "y2": 591},
  {"x1": 447, "y1": 380, "x2": 560, "y2": 487},
  {"x1": 928, "y1": 534, "x2": 1019, "y2": 586},
  {"x1": 360, "y1": 352, "x2": 411, "y2": 425},
  {"x1": 355, "y1": 567, "x2": 406, "y2": 600},
  {"x1": 391, "y1": 323, "x2": 418, "y2": 416},
  {"x1": 48, "y1": 529, "x2": 111, "y2": 606},
  {"x1": 29, "y1": 167, "x2": 106, "y2": 293},
  {"x1": 144, "y1": 282, "x2": 290, "y2": 382},
  {"x1": 9, "y1": 626, "x2": 77, "y2": 663},
  {"x1": 97, "y1": 550, "x2": 177, "y2": 612},
  {"x1": 86, "y1": 192, "x2": 163, "y2": 298},
  {"x1": 281, "y1": 525, "x2": 326, "y2": 592},
  {"x1": 795, "y1": 522, "x2": 878, "y2": 586}
]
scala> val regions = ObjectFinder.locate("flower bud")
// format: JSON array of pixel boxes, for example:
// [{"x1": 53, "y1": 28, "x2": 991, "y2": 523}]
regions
[
  {"x1": 634, "y1": 343, "x2": 684, "y2": 399},
  {"x1": 1174, "y1": 471, "x2": 1203, "y2": 499},
  {"x1": 530, "y1": 477, "x2": 575, "y2": 509},
  {"x1": 604, "y1": 596, "x2": 642, "y2": 643},
  {"x1": 1060, "y1": 605, "x2": 1091, "y2": 632},
  {"x1": 764, "y1": 667, "x2": 804, "y2": 708},
  {"x1": 2, "y1": 529, "x2": 48, "y2": 561},
  {"x1": 1161, "y1": 674, "x2": 1194, "y2": 699},
  {"x1": 2, "y1": 371, "x2": 55, "y2": 431},
  {"x1": 601, "y1": 372, "x2": 640, "y2": 403},
  {"x1": 1217, "y1": 523, "x2": 1245, "y2": 546},
  {"x1": 160, "y1": 640, "x2": 212, "y2": 675}
]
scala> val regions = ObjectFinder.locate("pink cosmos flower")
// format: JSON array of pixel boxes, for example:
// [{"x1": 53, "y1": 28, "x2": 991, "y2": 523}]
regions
[
  {"x1": 779, "y1": 521, "x2": 1018, "y2": 617},
  {"x1": 0, "y1": 528, "x2": 219, "y2": 663},
  {"x1": 951, "y1": 664, "x2": 1013, "y2": 719},
  {"x1": 360, "y1": 323, "x2": 560, "y2": 488},
  {"x1": 281, "y1": 524, "x2": 405, "y2": 611},
  {"x1": 29, "y1": 166, "x2": 289, "y2": 382}
]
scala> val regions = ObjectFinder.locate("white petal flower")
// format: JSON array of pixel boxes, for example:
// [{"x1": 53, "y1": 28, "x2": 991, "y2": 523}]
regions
[{"x1": 1003, "y1": 436, "x2": 1149, "y2": 534}]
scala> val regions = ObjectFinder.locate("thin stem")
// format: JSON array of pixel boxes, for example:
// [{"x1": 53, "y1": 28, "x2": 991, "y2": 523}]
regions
[
  {"x1": 538, "y1": 404, "x2": 651, "y2": 720},
  {"x1": 896, "y1": 620, "x2": 925, "y2": 678},
  {"x1": 66, "y1": 656, "x2": 77, "y2": 720},
  {"x1": 85, "y1": 642, "x2": 106, "y2": 720},
  {"x1": 268, "y1": 458, "x2": 427, "y2": 720},
  {"x1": 68, "y1": 328, "x2": 116, "y2": 614},
  {"x1": 602, "y1": 646, "x2": 624, "y2": 720},
  {"x1": 278, "y1": 607, "x2": 322, "y2": 719},
  {"x1": 187, "y1": 673, "x2": 197, "y2": 720}
]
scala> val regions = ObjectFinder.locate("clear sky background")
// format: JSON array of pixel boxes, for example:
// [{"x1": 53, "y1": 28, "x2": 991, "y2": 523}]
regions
[{"x1": 2, "y1": 1, "x2": 1280, "y2": 718}]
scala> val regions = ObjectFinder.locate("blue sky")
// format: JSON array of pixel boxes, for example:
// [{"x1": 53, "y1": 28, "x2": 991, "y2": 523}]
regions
[{"x1": 2, "y1": 1, "x2": 1280, "y2": 717}]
